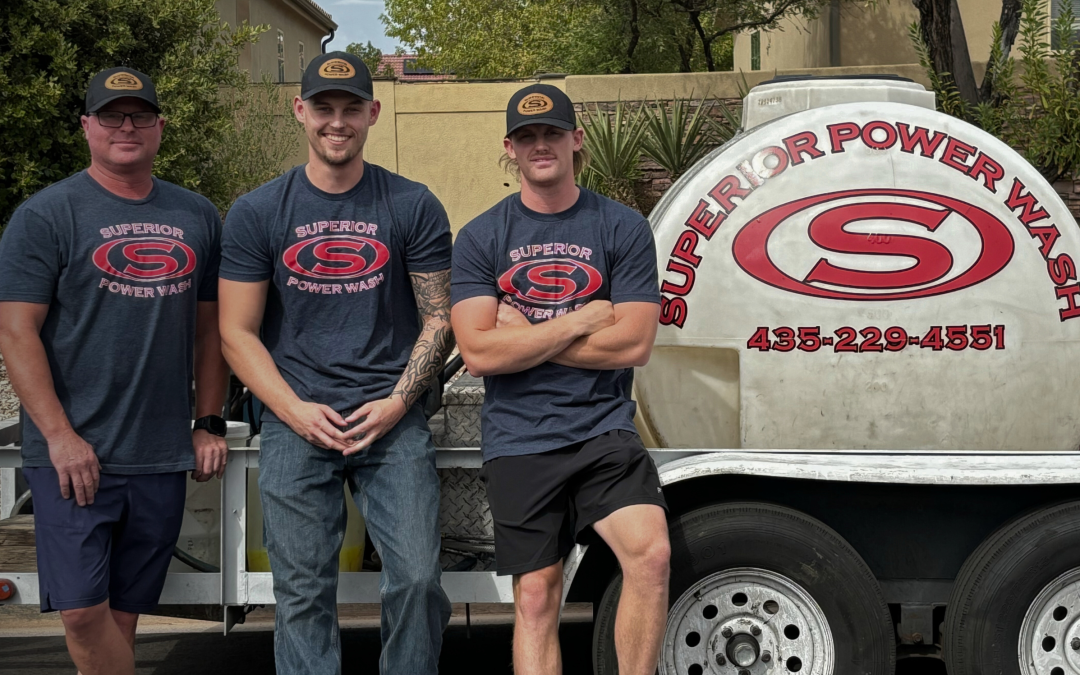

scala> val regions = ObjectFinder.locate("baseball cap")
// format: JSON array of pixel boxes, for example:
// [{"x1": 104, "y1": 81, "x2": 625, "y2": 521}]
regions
[
  {"x1": 506, "y1": 84, "x2": 576, "y2": 137},
  {"x1": 302, "y1": 52, "x2": 373, "y2": 101},
  {"x1": 85, "y1": 67, "x2": 160, "y2": 114}
]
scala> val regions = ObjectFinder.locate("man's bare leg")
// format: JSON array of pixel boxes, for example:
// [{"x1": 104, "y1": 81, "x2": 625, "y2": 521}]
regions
[
  {"x1": 512, "y1": 562, "x2": 564, "y2": 675},
  {"x1": 592, "y1": 504, "x2": 671, "y2": 675},
  {"x1": 111, "y1": 609, "x2": 140, "y2": 649},
  {"x1": 60, "y1": 600, "x2": 135, "y2": 675}
]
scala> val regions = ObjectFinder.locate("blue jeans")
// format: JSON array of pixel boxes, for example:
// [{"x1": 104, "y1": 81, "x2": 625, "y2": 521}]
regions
[{"x1": 259, "y1": 405, "x2": 451, "y2": 675}]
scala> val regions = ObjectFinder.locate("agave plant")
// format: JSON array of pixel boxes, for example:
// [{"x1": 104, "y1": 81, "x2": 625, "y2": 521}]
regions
[
  {"x1": 578, "y1": 99, "x2": 649, "y2": 210},
  {"x1": 706, "y1": 98, "x2": 742, "y2": 147},
  {"x1": 640, "y1": 95, "x2": 717, "y2": 182}
]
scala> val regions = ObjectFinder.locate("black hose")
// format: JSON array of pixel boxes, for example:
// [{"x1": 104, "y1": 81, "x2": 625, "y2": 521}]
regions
[
  {"x1": 440, "y1": 354, "x2": 466, "y2": 389},
  {"x1": 172, "y1": 547, "x2": 220, "y2": 573},
  {"x1": 321, "y1": 30, "x2": 335, "y2": 54}
]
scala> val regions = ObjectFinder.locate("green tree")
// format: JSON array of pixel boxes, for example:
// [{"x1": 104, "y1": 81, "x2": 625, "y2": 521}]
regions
[
  {"x1": 0, "y1": 0, "x2": 284, "y2": 228},
  {"x1": 913, "y1": 0, "x2": 1080, "y2": 182},
  {"x1": 345, "y1": 40, "x2": 396, "y2": 78},
  {"x1": 382, "y1": 0, "x2": 827, "y2": 78}
]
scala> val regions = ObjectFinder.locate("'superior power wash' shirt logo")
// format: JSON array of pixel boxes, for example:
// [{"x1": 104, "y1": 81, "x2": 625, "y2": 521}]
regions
[
  {"x1": 731, "y1": 189, "x2": 1015, "y2": 301},
  {"x1": 282, "y1": 235, "x2": 389, "y2": 279},
  {"x1": 498, "y1": 258, "x2": 603, "y2": 304},
  {"x1": 93, "y1": 237, "x2": 197, "y2": 281}
]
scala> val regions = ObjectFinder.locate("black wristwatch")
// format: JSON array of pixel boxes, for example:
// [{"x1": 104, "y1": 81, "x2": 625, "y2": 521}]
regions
[{"x1": 193, "y1": 415, "x2": 227, "y2": 437}]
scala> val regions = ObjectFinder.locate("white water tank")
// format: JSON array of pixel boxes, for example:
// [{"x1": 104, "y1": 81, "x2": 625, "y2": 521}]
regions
[{"x1": 636, "y1": 76, "x2": 1080, "y2": 451}]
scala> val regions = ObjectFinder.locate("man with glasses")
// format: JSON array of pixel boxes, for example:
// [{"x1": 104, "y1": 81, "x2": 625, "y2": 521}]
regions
[
  {"x1": 0, "y1": 67, "x2": 229, "y2": 675},
  {"x1": 218, "y1": 51, "x2": 452, "y2": 674}
]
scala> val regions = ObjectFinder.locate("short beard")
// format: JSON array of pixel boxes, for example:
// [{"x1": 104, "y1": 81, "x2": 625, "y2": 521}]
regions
[
  {"x1": 306, "y1": 127, "x2": 363, "y2": 167},
  {"x1": 316, "y1": 144, "x2": 362, "y2": 166}
]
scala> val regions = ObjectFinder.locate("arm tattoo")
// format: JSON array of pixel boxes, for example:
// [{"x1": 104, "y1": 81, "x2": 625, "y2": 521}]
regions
[{"x1": 392, "y1": 268, "x2": 455, "y2": 409}]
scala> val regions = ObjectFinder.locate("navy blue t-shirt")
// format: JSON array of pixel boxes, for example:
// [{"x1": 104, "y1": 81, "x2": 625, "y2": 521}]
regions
[
  {"x1": 0, "y1": 171, "x2": 221, "y2": 473},
  {"x1": 220, "y1": 163, "x2": 452, "y2": 421},
  {"x1": 451, "y1": 188, "x2": 660, "y2": 460}
]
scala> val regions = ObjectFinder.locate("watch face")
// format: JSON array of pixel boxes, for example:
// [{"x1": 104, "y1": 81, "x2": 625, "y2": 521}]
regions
[{"x1": 207, "y1": 416, "x2": 227, "y2": 436}]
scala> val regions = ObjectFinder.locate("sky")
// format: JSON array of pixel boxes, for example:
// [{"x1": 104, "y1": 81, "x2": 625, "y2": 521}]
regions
[{"x1": 322, "y1": 0, "x2": 402, "y2": 53}]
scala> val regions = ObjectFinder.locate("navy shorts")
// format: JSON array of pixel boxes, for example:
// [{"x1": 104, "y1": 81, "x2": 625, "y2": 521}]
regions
[{"x1": 23, "y1": 468, "x2": 186, "y2": 613}]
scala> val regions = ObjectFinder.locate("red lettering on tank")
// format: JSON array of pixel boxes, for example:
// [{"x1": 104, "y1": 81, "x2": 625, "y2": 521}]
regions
[
  {"x1": 782, "y1": 131, "x2": 825, "y2": 166},
  {"x1": 731, "y1": 189, "x2": 1014, "y2": 301},
  {"x1": 1005, "y1": 179, "x2": 1050, "y2": 226},
  {"x1": 896, "y1": 124, "x2": 947, "y2": 158},
  {"x1": 804, "y1": 202, "x2": 953, "y2": 290}
]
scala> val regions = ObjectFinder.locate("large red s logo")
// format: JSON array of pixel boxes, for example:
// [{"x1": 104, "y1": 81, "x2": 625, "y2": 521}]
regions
[
  {"x1": 498, "y1": 259, "x2": 604, "y2": 305},
  {"x1": 283, "y1": 236, "x2": 390, "y2": 279},
  {"x1": 731, "y1": 189, "x2": 1014, "y2": 300},
  {"x1": 93, "y1": 238, "x2": 197, "y2": 282}
]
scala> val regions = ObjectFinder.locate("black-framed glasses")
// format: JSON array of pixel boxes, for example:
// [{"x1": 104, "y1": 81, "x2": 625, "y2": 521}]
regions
[{"x1": 92, "y1": 111, "x2": 159, "y2": 128}]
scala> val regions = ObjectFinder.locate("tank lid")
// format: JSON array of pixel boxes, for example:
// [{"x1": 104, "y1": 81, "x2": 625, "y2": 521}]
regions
[
  {"x1": 758, "y1": 74, "x2": 916, "y2": 86},
  {"x1": 742, "y1": 74, "x2": 935, "y2": 131}
]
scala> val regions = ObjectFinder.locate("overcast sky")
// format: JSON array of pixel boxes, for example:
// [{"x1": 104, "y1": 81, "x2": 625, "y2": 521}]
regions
[{"x1": 322, "y1": 0, "x2": 402, "y2": 53}]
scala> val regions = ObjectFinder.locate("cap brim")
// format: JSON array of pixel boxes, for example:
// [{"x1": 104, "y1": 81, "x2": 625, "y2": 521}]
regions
[
  {"x1": 87, "y1": 94, "x2": 161, "y2": 114},
  {"x1": 506, "y1": 117, "x2": 576, "y2": 137},
  {"x1": 302, "y1": 84, "x2": 374, "y2": 101}
]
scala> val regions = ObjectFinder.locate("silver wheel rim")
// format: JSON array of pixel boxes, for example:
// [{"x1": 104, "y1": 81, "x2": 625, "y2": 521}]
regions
[
  {"x1": 661, "y1": 567, "x2": 834, "y2": 675},
  {"x1": 1019, "y1": 567, "x2": 1080, "y2": 675}
]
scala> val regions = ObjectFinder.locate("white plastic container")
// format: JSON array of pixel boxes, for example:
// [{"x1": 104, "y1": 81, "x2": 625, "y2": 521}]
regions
[
  {"x1": 169, "y1": 421, "x2": 250, "y2": 572},
  {"x1": 741, "y1": 76, "x2": 936, "y2": 130},
  {"x1": 637, "y1": 77, "x2": 1080, "y2": 451}
]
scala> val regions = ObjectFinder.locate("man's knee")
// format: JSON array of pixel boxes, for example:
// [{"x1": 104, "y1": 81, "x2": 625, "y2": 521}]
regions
[
  {"x1": 60, "y1": 601, "x2": 111, "y2": 640},
  {"x1": 111, "y1": 609, "x2": 139, "y2": 637},
  {"x1": 514, "y1": 568, "x2": 562, "y2": 623},
  {"x1": 625, "y1": 538, "x2": 671, "y2": 586}
]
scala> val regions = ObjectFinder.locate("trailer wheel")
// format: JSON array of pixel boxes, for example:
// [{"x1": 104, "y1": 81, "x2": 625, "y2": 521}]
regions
[
  {"x1": 591, "y1": 501, "x2": 894, "y2": 675},
  {"x1": 945, "y1": 500, "x2": 1080, "y2": 675}
]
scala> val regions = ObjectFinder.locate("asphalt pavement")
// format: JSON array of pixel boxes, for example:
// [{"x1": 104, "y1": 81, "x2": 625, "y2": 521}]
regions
[
  {"x1": 0, "y1": 604, "x2": 949, "y2": 674},
  {"x1": 0, "y1": 604, "x2": 596, "y2": 675}
]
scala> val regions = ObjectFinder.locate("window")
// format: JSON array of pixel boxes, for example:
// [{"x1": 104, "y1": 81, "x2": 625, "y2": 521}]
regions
[
  {"x1": 1051, "y1": 0, "x2": 1080, "y2": 49},
  {"x1": 277, "y1": 30, "x2": 285, "y2": 82},
  {"x1": 299, "y1": 41, "x2": 305, "y2": 73},
  {"x1": 751, "y1": 31, "x2": 761, "y2": 71}
]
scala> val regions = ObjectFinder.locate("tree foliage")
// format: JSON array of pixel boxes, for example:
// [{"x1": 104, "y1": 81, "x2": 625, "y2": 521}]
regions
[
  {"x1": 913, "y1": 0, "x2": 1080, "y2": 182},
  {"x1": 345, "y1": 41, "x2": 397, "y2": 78},
  {"x1": 381, "y1": 0, "x2": 831, "y2": 78},
  {"x1": 0, "y1": 0, "x2": 291, "y2": 228}
]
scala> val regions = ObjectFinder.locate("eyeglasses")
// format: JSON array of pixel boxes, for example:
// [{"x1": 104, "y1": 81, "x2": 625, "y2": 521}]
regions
[{"x1": 92, "y1": 111, "x2": 159, "y2": 128}]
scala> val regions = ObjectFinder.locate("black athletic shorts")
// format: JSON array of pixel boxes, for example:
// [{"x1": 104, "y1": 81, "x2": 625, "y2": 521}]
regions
[{"x1": 480, "y1": 429, "x2": 668, "y2": 576}]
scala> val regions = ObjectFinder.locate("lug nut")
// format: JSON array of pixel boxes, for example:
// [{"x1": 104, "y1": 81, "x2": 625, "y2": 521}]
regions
[
  {"x1": 721, "y1": 627, "x2": 733, "y2": 638},
  {"x1": 761, "y1": 650, "x2": 772, "y2": 663},
  {"x1": 1072, "y1": 637, "x2": 1080, "y2": 651},
  {"x1": 751, "y1": 625, "x2": 761, "y2": 636},
  {"x1": 738, "y1": 670, "x2": 750, "y2": 675},
  {"x1": 715, "y1": 654, "x2": 726, "y2": 666}
]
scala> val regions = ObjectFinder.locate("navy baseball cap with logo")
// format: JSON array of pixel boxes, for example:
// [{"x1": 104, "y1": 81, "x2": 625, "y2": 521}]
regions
[
  {"x1": 506, "y1": 84, "x2": 576, "y2": 137},
  {"x1": 302, "y1": 51, "x2": 373, "y2": 101},
  {"x1": 85, "y1": 67, "x2": 160, "y2": 114}
]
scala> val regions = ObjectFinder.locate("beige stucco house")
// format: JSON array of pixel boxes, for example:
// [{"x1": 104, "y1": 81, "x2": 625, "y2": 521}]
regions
[
  {"x1": 215, "y1": 0, "x2": 337, "y2": 83},
  {"x1": 732, "y1": 0, "x2": 1075, "y2": 73}
]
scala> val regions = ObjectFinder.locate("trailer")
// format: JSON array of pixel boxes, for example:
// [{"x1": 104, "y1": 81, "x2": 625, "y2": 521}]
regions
[{"x1": 5, "y1": 75, "x2": 1080, "y2": 675}]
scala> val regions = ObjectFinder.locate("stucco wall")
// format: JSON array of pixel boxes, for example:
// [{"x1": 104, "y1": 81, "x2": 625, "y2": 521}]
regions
[
  {"x1": 733, "y1": 13, "x2": 831, "y2": 72},
  {"x1": 733, "y1": 0, "x2": 1018, "y2": 73},
  {"x1": 216, "y1": 0, "x2": 333, "y2": 83}
]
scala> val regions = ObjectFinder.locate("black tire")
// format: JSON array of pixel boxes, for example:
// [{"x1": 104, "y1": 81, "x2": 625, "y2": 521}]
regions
[
  {"x1": 592, "y1": 501, "x2": 895, "y2": 675},
  {"x1": 944, "y1": 500, "x2": 1080, "y2": 675}
]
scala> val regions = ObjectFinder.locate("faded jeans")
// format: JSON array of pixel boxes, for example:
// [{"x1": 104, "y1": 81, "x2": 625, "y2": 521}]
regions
[{"x1": 259, "y1": 405, "x2": 451, "y2": 675}]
